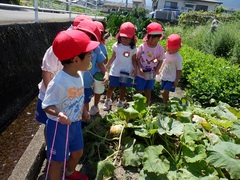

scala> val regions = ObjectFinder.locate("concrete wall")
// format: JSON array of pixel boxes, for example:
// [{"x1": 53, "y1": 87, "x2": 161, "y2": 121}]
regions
[{"x1": 0, "y1": 22, "x2": 71, "y2": 132}]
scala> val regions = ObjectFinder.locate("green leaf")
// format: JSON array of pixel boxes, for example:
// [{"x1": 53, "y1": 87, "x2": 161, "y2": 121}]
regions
[
  {"x1": 95, "y1": 160, "x2": 115, "y2": 180},
  {"x1": 122, "y1": 139, "x2": 145, "y2": 167},
  {"x1": 186, "y1": 160, "x2": 218, "y2": 178},
  {"x1": 207, "y1": 141, "x2": 240, "y2": 179},
  {"x1": 117, "y1": 105, "x2": 139, "y2": 122},
  {"x1": 180, "y1": 123, "x2": 205, "y2": 149},
  {"x1": 157, "y1": 115, "x2": 184, "y2": 136},
  {"x1": 231, "y1": 121, "x2": 240, "y2": 138},
  {"x1": 134, "y1": 128, "x2": 151, "y2": 138},
  {"x1": 205, "y1": 102, "x2": 238, "y2": 121},
  {"x1": 176, "y1": 111, "x2": 193, "y2": 123},
  {"x1": 143, "y1": 145, "x2": 170, "y2": 174},
  {"x1": 182, "y1": 144, "x2": 207, "y2": 163},
  {"x1": 132, "y1": 93, "x2": 147, "y2": 114}
]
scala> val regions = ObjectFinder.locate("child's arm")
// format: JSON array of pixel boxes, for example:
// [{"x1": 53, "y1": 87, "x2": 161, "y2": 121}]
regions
[
  {"x1": 132, "y1": 54, "x2": 137, "y2": 77},
  {"x1": 105, "y1": 51, "x2": 116, "y2": 70},
  {"x1": 154, "y1": 58, "x2": 163, "y2": 75},
  {"x1": 98, "y1": 62, "x2": 109, "y2": 85},
  {"x1": 174, "y1": 70, "x2": 182, "y2": 88},
  {"x1": 44, "y1": 105, "x2": 71, "y2": 125},
  {"x1": 42, "y1": 71, "x2": 53, "y2": 87},
  {"x1": 82, "y1": 105, "x2": 90, "y2": 121}
]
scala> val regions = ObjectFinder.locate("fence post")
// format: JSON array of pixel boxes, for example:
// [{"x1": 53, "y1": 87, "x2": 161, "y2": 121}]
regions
[
  {"x1": 34, "y1": 0, "x2": 39, "y2": 23},
  {"x1": 68, "y1": 0, "x2": 72, "y2": 21}
]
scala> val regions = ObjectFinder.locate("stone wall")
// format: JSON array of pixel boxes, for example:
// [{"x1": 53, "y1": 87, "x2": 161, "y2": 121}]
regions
[{"x1": 0, "y1": 22, "x2": 71, "y2": 131}]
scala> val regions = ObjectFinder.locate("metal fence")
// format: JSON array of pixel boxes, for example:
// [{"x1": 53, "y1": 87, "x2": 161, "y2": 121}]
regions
[{"x1": 0, "y1": 0, "x2": 99, "y2": 23}]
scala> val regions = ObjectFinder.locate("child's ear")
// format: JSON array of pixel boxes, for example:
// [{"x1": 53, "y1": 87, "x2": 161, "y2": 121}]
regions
[{"x1": 72, "y1": 56, "x2": 79, "y2": 63}]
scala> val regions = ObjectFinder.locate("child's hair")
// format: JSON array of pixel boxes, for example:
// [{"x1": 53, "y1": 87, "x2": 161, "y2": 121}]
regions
[
  {"x1": 117, "y1": 36, "x2": 136, "y2": 49},
  {"x1": 78, "y1": 52, "x2": 89, "y2": 60},
  {"x1": 61, "y1": 52, "x2": 89, "y2": 65},
  {"x1": 147, "y1": 34, "x2": 162, "y2": 40}
]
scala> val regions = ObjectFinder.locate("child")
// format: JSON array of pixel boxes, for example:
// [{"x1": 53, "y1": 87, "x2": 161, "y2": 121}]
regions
[
  {"x1": 134, "y1": 22, "x2": 165, "y2": 105},
  {"x1": 103, "y1": 22, "x2": 137, "y2": 110},
  {"x1": 75, "y1": 19, "x2": 108, "y2": 115},
  {"x1": 94, "y1": 20, "x2": 108, "y2": 64},
  {"x1": 42, "y1": 30, "x2": 99, "y2": 180},
  {"x1": 89, "y1": 20, "x2": 109, "y2": 115},
  {"x1": 159, "y1": 34, "x2": 182, "y2": 105},
  {"x1": 35, "y1": 15, "x2": 89, "y2": 144}
]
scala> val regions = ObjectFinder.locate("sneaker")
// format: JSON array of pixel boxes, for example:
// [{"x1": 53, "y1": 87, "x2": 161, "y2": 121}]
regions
[
  {"x1": 116, "y1": 101, "x2": 124, "y2": 108},
  {"x1": 89, "y1": 105, "x2": 99, "y2": 116},
  {"x1": 103, "y1": 99, "x2": 112, "y2": 111},
  {"x1": 65, "y1": 171, "x2": 88, "y2": 180}
]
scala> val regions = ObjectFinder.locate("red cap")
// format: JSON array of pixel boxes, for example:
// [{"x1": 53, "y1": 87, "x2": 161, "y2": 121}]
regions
[
  {"x1": 166, "y1": 34, "x2": 181, "y2": 50},
  {"x1": 143, "y1": 22, "x2": 163, "y2": 41},
  {"x1": 52, "y1": 30, "x2": 99, "y2": 61},
  {"x1": 73, "y1": 14, "x2": 92, "y2": 27},
  {"x1": 94, "y1": 21, "x2": 104, "y2": 33},
  {"x1": 116, "y1": 22, "x2": 136, "y2": 39},
  {"x1": 75, "y1": 19, "x2": 101, "y2": 42}
]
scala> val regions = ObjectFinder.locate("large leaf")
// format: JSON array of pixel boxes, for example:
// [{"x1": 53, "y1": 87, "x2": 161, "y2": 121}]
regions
[
  {"x1": 95, "y1": 160, "x2": 115, "y2": 180},
  {"x1": 182, "y1": 144, "x2": 207, "y2": 163},
  {"x1": 157, "y1": 115, "x2": 184, "y2": 136},
  {"x1": 122, "y1": 138, "x2": 145, "y2": 167},
  {"x1": 207, "y1": 141, "x2": 240, "y2": 179},
  {"x1": 205, "y1": 103, "x2": 238, "y2": 121},
  {"x1": 176, "y1": 111, "x2": 193, "y2": 123},
  {"x1": 231, "y1": 121, "x2": 240, "y2": 138},
  {"x1": 117, "y1": 105, "x2": 139, "y2": 122},
  {"x1": 180, "y1": 123, "x2": 206, "y2": 151},
  {"x1": 186, "y1": 160, "x2": 218, "y2": 178},
  {"x1": 132, "y1": 93, "x2": 147, "y2": 114},
  {"x1": 142, "y1": 145, "x2": 170, "y2": 174}
]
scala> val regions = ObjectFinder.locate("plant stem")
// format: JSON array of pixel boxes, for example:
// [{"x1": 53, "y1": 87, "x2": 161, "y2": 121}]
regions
[
  {"x1": 85, "y1": 129, "x2": 119, "y2": 141},
  {"x1": 113, "y1": 124, "x2": 125, "y2": 166}
]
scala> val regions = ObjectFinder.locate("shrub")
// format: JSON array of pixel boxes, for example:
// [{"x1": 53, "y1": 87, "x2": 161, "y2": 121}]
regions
[{"x1": 180, "y1": 46, "x2": 240, "y2": 107}]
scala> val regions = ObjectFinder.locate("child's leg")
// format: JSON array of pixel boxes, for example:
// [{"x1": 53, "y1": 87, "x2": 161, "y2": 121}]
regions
[
  {"x1": 94, "y1": 93, "x2": 101, "y2": 106},
  {"x1": 66, "y1": 149, "x2": 83, "y2": 175},
  {"x1": 144, "y1": 89, "x2": 152, "y2": 105},
  {"x1": 49, "y1": 160, "x2": 63, "y2": 179},
  {"x1": 161, "y1": 89, "x2": 170, "y2": 105},
  {"x1": 119, "y1": 86, "x2": 126, "y2": 102},
  {"x1": 106, "y1": 86, "x2": 115, "y2": 99}
]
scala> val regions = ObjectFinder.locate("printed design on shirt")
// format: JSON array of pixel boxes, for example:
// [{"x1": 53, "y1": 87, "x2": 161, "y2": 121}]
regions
[
  {"x1": 68, "y1": 87, "x2": 84, "y2": 99},
  {"x1": 62, "y1": 87, "x2": 84, "y2": 121},
  {"x1": 165, "y1": 59, "x2": 175, "y2": 74},
  {"x1": 147, "y1": 52, "x2": 153, "y2": 58},
  {"x1": 140, "y1": 50, "x2": 159, "y2": 69},
  {"x1": 123, "y1": 51, "x2": 130, "y2": 58}
]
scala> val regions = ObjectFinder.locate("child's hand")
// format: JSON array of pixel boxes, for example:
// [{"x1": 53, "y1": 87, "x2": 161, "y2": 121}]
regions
[
  {"x1": 82, "y1": 111, "x2": 90, "y2": 121},
  {"x1": 133, "y1": 68, "x2": 137, "y2": 77},
  {"x1": 58, "y1": 112, "x2": 71, "y2": 125},
  {"x1": 103, "y1": 72, "x2": 109, "y2": 86},
  {"x1": 139, "y1": 68, "x2": 144, "y2": 76}
]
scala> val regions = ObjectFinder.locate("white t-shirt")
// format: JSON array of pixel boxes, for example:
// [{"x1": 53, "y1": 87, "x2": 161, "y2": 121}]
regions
[
  {"x1": 109, "y1": 42, "x2": 137, "y2": 77},
  {"x1": 136, "y1": 42, "x2": 165, "y2": 78},
  {"x1": 42, "y1": 70, "x2": 85, "y2": 122},
  {"x1": 38, "y1": 46, "x2": 63, "y2": 100},
  {"x1": 160, "y1": 52, "x2": 182, "y2": 82}
]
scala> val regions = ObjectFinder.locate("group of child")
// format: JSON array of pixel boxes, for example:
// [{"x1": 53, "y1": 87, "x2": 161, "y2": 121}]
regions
[{"x1": 35, "y1": 14, "x2": 182, "y2": 180}]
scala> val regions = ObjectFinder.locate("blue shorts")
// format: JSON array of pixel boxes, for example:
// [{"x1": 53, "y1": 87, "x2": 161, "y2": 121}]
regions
[
  {"x1": 46, "y1": 120, "x2": 84, "y2": 162},
  {"x1": 134, "y1": 76, "x2": 155, "y2": 90},
  {"x1": 35, "y1": 98, "x2": 48, "y2": 124},
  {"x1": 109, "y1": 75, "x2": 133, "y2": 88},
  {"x1": 160, "y1": 80, "x2": 175, "y2": 92},
  {"x1": 84, "y1": 88, "x2": 93, "y2": 103}
]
